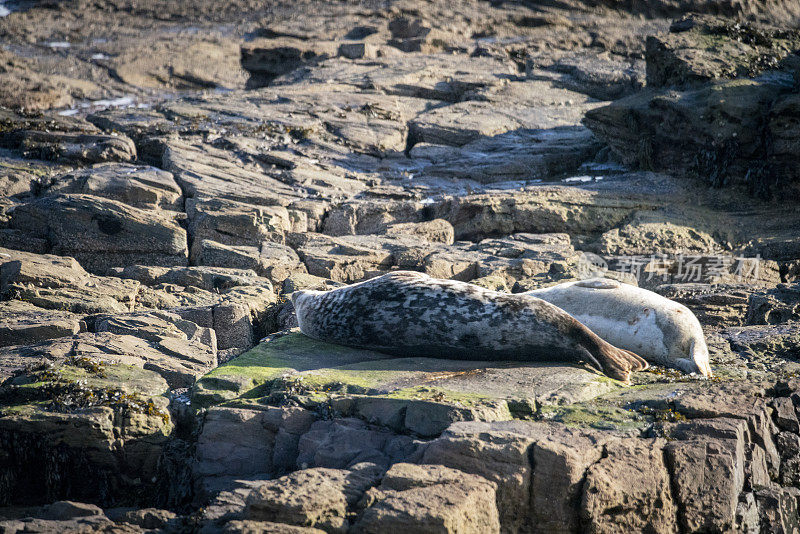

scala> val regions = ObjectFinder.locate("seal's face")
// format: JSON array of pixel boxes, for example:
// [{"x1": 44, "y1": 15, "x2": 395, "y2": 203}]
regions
[{"x1": 291, "y1": 289, "x2": 320, "y2": 336}]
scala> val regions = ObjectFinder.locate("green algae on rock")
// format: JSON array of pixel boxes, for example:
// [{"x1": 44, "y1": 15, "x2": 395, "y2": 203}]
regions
[{"x1": 192, "y1": 332, "x2": 626, "y2": 435}]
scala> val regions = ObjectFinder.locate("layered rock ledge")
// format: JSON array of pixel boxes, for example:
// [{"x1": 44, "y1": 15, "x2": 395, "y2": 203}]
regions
[{"x1": 1, "y1": 0, "x2": 800, "y2": 532}]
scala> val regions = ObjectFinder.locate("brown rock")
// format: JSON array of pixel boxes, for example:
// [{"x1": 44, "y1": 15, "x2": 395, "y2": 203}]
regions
[
  {"x1": 354, "y1": 463, "x2": 500, "y2": 534},
  {"x1": 0, "y1": 247, "x2": 140, "y2": 314},
  {"x1": 581, "y1": 439, "x2": 678, "y2": 534},
  {"x1": 15, "y1": 131, "x2": 136, "y2": 164},
  {"x1": 666, "y1": 439, "x2": 741, "y2": 532},
  {"x1": 245, "y1": 464, "x2": 383, "y2": 533},
  {"x1": 47, "y1": 163, "x2": 183, "y2": 211}
]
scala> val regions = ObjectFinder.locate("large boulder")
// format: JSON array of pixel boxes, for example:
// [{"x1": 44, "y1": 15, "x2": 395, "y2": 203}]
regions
[
  {"x1": 646, "y1": 15, "x2": 800, "y2": 89},
  {"x1": 584, "y1": 15, "x2": 800, "y2": 195},
  {"x1": 0, "y1": 357, "x2": 172, "y2": 506}
]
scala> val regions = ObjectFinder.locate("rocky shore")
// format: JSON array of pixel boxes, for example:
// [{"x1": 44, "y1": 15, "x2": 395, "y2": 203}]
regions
[{"x1": 1, "y1": 0, "x2": 800, "y2": 532}]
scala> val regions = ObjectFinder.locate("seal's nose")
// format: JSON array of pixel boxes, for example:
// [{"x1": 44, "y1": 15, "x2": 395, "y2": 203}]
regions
[{"x1": 291, "y1": 290, "x2": 309, "y2": 308}]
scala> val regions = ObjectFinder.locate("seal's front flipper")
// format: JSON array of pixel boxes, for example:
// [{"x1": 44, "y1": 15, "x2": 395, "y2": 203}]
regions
[
  {"x1": 575, "y1": 278, "x2": 620, "y2": 290},
  {"x1": 689, "y1": 339, "x2": 713, "y2": 378}
]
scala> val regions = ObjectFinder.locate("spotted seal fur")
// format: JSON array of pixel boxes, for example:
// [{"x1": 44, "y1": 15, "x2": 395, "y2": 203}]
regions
[
  {"x1": 526, "y1": 278, "x2": 712, "y2": 377},
  {"x1": 292, "y1": 271, "x2": 648, "y2": 383}
]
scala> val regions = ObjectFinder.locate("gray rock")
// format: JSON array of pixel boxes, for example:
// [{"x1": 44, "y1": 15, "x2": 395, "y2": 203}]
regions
[
  {"x1": 0, "y1": 155, "x2": 64, "y2": 198},
  {"x1": 95, "y1": 310, "x2": 217, "y2": 382},
  {"x1": 114, "y1": 507, "x2": 177, "y2": 529},
  {"x1": 755, "y1": 486, "x2": 800, "y2": 533},
  {"x1": 412, "y1": 127, "x2": 603, "y2": 184},
  {"x1": 9, "y1": 193, "x2": 188, "y2": 273},
  {"x1": 666, "y1": 439, "x2": 742, "y2": 532},
  {"x1": 47, "y1": 163, "x2": 183, "y2": 211},
  {"x1": 537, "y1": 51, "x2": 645, "y2": 100},
  {"x1": 218, "y1": 520, "x2": 327, "y2": 533},
  {"x1": 42, "y1": 501, "x2": 104, "y2": 520},
  {"x1": 163, "y1": 139, "x2": 302, "y2": 207},
  {"x1": 772, "y1": 397, "x2": 800, "y2": 433},
  {"x1": 110, "y1": 264, "x2": 266, "y2": 292},
  {"x1": 673, "y1": 384, "x2": 780, "y2": 482},
  {"x1": 646, "y1": 14, "x2": 800, "y2": 89},
  {"x1": 0, "y1": 358, "x2": 171, "y2": 507},
  {"x1": 194, "y1": 406, "x2": 317, "y2": 496},
  {"x1": 273, "y1": 54, "x2": 513, "y2": 102},
  {"x1": 1, "y1": 330, "x2": 210, "y2": 388},
  {"x1": 293, "y1": 231, "x2": 578, "y2": 285},
  {"x1": 296, "y1": 418, "x2": 417, "y2": 470},
  {"x1": 434, "y1": 188, "x2": 645, "y2": 241},
  {"x1": 242, "y1": 38, "x2": 338, "y2": 88},
  {"x1": 0, "y1": 515, "x2": 121, "y2": 534},
  {"x1": 195, "y1": 239, "x2": 307, "y2": 285},
  {"x1": 0, "y1": 247, "x2": 141, "y2": 314},
  {"x1": 746, "y1": 283, "x2": 800, "y2": 325},
  {"x1": 383, "y1": 219, "x2": 455, "y2": 245},
  {"x1": 656, "y1": 283, "x2": 754, "y2": 327},
  {"x1": 408, "y1": 99, "x2": 592, "y2": 148},
  {"x1": 422, "y1": 421, "x2": 621, "y2": 534},
  {"x1": 583, "y1": 74, "x2": 796, "y2": 195},
  {"x1": 14, "y1": 131, "x2": 136, "y2": 164},
  {"x1": 0, "y1": 300, "x2": 84, "y2": 347},
  {"x1": 187, "y1": 197, "x2": 295, "y2": 254}
]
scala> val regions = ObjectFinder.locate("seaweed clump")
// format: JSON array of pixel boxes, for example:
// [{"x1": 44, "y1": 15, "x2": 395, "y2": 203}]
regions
[
  {"x1": 0, "y1": 358, "x2": 169, "y2": 425},
  {"x1": 45, "y1": 383, "x2": 170, "y2": 425},
  {"x1": 637, "y1": 405, "x2": 688, "y2": 422}
]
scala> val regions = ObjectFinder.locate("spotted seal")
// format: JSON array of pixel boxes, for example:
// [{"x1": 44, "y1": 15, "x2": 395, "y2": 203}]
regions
[
  {"x1": 292, "y1": 271, "x2": 648, "y2": 383},
  {"x1": 525, "y1": 278, "x2": 712, "y2": 377}
]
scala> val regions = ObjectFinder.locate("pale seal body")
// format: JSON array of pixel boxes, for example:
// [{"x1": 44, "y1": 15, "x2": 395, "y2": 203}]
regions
[
  {"x1": 292, "y1": 271, "x2": 647, "y2": 382},
  {"x1": 526, "y1": 278, "x2": 712, "y2": 377}
]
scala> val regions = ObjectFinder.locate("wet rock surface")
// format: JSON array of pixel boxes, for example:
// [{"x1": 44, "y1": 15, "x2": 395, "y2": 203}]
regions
[{"x1": 1, "y1": 0, "x2": 800, "y2": 532}]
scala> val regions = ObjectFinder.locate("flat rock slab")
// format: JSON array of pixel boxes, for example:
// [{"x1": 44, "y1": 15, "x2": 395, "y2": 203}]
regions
[
  {"x1": 0, "y1": 300, "x2": 83, "y2": 347},
  {"x1": 0, "y1": 330, "x2": 214, "y2": 389},
  {"x1": 47, "y1": 163, "x2": 183, "y2": 211},
  {"x1": 0, "y1": 247, "x2": 141, "y2": 314},
  {"x1": 293, "y1": 231, "x2": 578, "y2": 285},
  {"x1": 192, "y1": 333, "x2": 395, "y2": 408},
  {"x1": 192, "y1": 333, "x2": 621, "y2": 435}
]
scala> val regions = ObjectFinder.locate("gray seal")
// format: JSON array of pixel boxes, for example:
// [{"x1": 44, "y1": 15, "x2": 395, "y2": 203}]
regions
[{"x1": 292, "y1": 271, "x2": 648, "y2": 383}]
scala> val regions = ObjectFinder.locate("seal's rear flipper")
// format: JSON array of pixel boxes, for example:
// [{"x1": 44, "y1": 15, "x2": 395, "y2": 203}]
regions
[
  {"x1": 580, "y1": 342, "x2": 646, "y2": 384},
  {"x1": 576, "y1": 345, "x2": 604, "y2": 374}
]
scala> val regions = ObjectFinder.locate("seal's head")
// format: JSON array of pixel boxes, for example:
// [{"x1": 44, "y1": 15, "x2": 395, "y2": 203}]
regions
[{"x1": 291, "y1": 289, "x2": 319, "y2": 334}]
